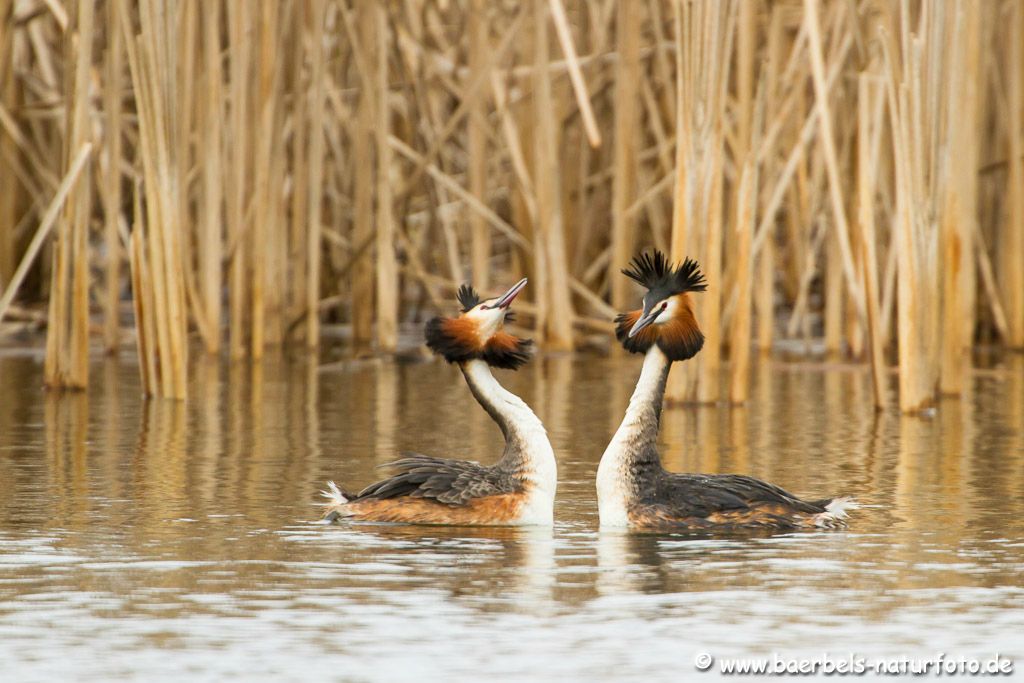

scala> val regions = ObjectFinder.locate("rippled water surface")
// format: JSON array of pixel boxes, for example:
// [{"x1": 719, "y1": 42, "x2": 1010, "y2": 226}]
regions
[{"x1": 1, "y1": 350, "x2": 1023, "y2": 681}]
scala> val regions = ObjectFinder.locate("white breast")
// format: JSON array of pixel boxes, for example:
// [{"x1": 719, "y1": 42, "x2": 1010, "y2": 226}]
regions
[
  {"x1": 514, "y1": 419, "x2": 557, "y2": 526},
  {"x1": 596, "y1": 448, "x2": 631, "y2": 527},
  {"x1": 514, "y1": 484, "x2": 556, "y2": 526}
]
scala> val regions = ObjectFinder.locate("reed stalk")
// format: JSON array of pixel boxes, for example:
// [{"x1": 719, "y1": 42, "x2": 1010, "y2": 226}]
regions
[
  {"x1": 124, "y1": 0, "x2": 188, "y2": 398},
  {"x1": 374, "y1": 3, "x2": 397, "y2": 353},
  {"x1": 101, "y1": 0, "x2": 124, "y2": 353},
  {"x1": 286, "y1": 2, "x2": 309, "y2": 343},
  {"x1": 754, "y1": 4, "x2": 780, "y2": 354},
  {"x1": 44, "y1": 0, "x2": 94, "y2": 391},
  {"x1": 0, "y1": 143, "x2": 92, "y2": 325},
  {"x1": 198, "y1": 0, "x2": 223, "y2": 354},
  {"x1": 609, "y1": 0, "x2": 640, "y2": 314},
  {"x1": 728, "y1": 146, "x2": 758, "y2": 404},
  {"x1": 305, "y1": 0, "x2": 327, "y2": 350},
  {"x1": 728, "y1": 0, "x2": 759, "y2": 404},
  {"x1": 804, "y1": 0, "x2": 865, "y2": 328},
  {"x1": 940, "y1": 1, "x2": 982, "y2": 394},
  {"x1": 1002, "y1": 2, "x2": 1024, "y2": 348},
  {"x1": 0, "y1": 0, "x2": 14, "y2": 288},
  {"x1": 879, "y1": 5, "x2": 941, "y2": 413},
  {"x1": 857, "y1": 72, "x2": 887, "y2": 410},
  {"x1": 226, "y1": 1, "x2": 250, "y2": 361},
  {"x1": 532, "y1": 0, "x2": 573, "y2": 350},
  {"x1": 667, "y1": 0, "x2": 731, "y2": 404},
  {"x1": 351, "y1": 0, "x2": 375, "y2": 356},
  {"x1": 467, "y1": 0, "x2": 490, "y2": 291}
]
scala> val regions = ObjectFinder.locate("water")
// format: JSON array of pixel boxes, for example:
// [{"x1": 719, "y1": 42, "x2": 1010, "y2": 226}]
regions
[{"x1": 1, "y1": 350, "x2": 1023, "y2": 681}]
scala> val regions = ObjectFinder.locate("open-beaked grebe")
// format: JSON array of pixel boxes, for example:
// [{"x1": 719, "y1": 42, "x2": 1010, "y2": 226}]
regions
[
  {"x1": 321, "y1": 278, "x2": 556, "y2": 526},
  {"x1": 596, "y1": 251, "x2": 855, "y2": 531}
]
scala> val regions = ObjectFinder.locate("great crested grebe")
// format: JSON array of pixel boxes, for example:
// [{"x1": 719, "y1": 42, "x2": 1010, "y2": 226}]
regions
[
  {"x1": 321, "y1": 278, "x2": 557, "y2": 526},
  {"x1": 596, "y1": 251, "x2": 855, "y2": 531}
]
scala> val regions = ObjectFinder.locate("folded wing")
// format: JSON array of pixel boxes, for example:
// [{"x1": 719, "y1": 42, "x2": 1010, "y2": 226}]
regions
[
  {"x1": 640, "y1": 472, "x2": 828, "y2": 519},
  {"x1": 352, "y1": 452, "x2": 522, "y2": 506}
]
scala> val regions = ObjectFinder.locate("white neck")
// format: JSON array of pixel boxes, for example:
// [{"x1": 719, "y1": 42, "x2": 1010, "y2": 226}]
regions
[
  {"x1": 461, "y1": 360, "x2": 557, "y2": 523},
  {"x1": 596, "y1": 346, "x2": 671, "y2": 526}
]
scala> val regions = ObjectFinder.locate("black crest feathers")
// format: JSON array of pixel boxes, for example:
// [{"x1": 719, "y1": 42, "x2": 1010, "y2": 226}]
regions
[
  {"x1": 456, "y1": 284, "x2": 481, "y2": 312},
  {"x1": 615, "y1": 250, "x2": 706, "y2": 362},
  {"x1": 621, "y1": 251, "x2": 707, "y2": 295}
]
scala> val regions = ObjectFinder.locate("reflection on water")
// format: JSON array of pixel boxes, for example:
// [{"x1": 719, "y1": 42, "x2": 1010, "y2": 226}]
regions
[{"x1": 1, "y1": 352, "x2": 1023, "y2": 681}]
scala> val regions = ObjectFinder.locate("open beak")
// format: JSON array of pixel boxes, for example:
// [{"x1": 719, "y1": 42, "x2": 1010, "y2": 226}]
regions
[
  {"x1": 494, "y1": 278, "x2": 528, "y2": 309},
  {"x1": 628, "y1": 305, "x2": 659, "y2": 338}
]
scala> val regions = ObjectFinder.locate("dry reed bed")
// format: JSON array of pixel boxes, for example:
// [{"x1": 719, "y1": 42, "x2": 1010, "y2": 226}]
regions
[{"x1": 0, "y1": 0, "x2": 1021, "y2": 411}]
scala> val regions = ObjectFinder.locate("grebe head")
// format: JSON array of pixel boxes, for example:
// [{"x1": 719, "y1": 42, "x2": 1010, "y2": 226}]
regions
[
  {"x1": 614, "y1": 251, "x2": 706, "y2": 361},
  {"x1": 425, "y1": 278, "x2": 533, "y2": 370}
]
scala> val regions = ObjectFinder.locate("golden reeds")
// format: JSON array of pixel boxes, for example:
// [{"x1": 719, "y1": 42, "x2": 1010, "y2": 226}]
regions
[
  {"x1": 0, "y1": 143, "x2": 92, "y2": 325},
  {"x1": 198, "y1": 0, "x2": 223, "y2": 354},
  {"x1": 532, "y1": 0, "x2": 574, "y2": 350},
  {"x1": 609, "y1": 0, "x2": 640, "y2": 315},
  {"x1": 123, "y1": 0, "x2": 189, "y2": 398},
  {"x1": 44, "y1": 0, "x2": 94, "y2": 391},
  {"x1": 468, "y1": 0, "x2": 490, "y2": 292},
  {"x1": 101, "y1": 0, "x2": 123, "y2": 353},
  {"x1": 373, "y1": 2, "x2": 398, "y2": 353},
  {"x1": 857, "y1": 71, "x2": 887, "y2": 410},
  {"x1": 0, "y1": 1, "x2": 1021, "y2": 414},
  {"x1": 226, "y1": 1, "x2": 250, "y2": 361},
  {"x1": 727, "y1": 0, "x2": 759, "y2": 405},
  {"x1": 940, "y1": 1, "x2": 982, "y2": 394},
  {"x1": 0, "y1": 0, "x2": 14, "y2": 288},
  {"x1": 350, "y1": 0, "x2": 374, "y2": 356},
  {"x1": 879, "y1": 3, "x2": 946, "y2": 412},
  {"x1": 1002, "y1": 2, "x2": 1024, "y2": 349},
  {"x1": 667, "y1": 0, "x2": 730, "y2": 405},
  {"x1": 305, "y1": 0, "x2": 327, "y2": 349}
]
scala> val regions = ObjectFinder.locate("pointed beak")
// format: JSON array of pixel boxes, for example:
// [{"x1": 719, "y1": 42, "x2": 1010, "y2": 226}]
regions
[
  {"x1": 494, "y1": 278, "x2": 528, "y2": 309},
  {"x1": 628, "y1": 304, "x2": 659, "y2": 338}
]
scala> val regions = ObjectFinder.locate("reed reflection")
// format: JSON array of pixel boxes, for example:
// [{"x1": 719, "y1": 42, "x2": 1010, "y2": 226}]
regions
[
  {"x1": 541, "y1": 354, "x2": 573, "y2": 447},
  {"x1": 137, "y1": 397, "x2": 188, "y2": 505},
  {"x1": 192, "y1": 355, "x2": 222, "y2": 509},
  {"x1": 374, "y1": 359, "x2": 398, "y2": 463},
  {"x1": 43, "y1": 389, "x2": 89, "y2": 528}
]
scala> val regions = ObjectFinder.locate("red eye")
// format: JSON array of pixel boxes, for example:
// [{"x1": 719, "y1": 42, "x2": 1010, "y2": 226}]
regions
[
  {"x1": 479, "y1": 305, "x2": 489, "y2": 310},
  {"x1": 661, "y1": 302, "x2": 668, "y2": 310}
]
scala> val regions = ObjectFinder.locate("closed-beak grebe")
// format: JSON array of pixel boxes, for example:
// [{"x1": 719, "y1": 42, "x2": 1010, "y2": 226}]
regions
[
  {"x1": 596, "y1": 251, "x2": 855, "y2": 530},
  {"x1": 321, "y1": 278, "x2": 557, "y2": 526}
]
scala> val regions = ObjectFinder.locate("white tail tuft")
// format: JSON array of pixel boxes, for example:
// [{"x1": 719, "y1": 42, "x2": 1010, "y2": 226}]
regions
[
  {"x1": 320, "y1": 482, "x2": 355, "y2": 523},
  {"x1": 815, "y1": 497, "x2": 858, "y2": 527},
  {"x1": 320, "y1": 481, "x2": 348, "y2": 506}
]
